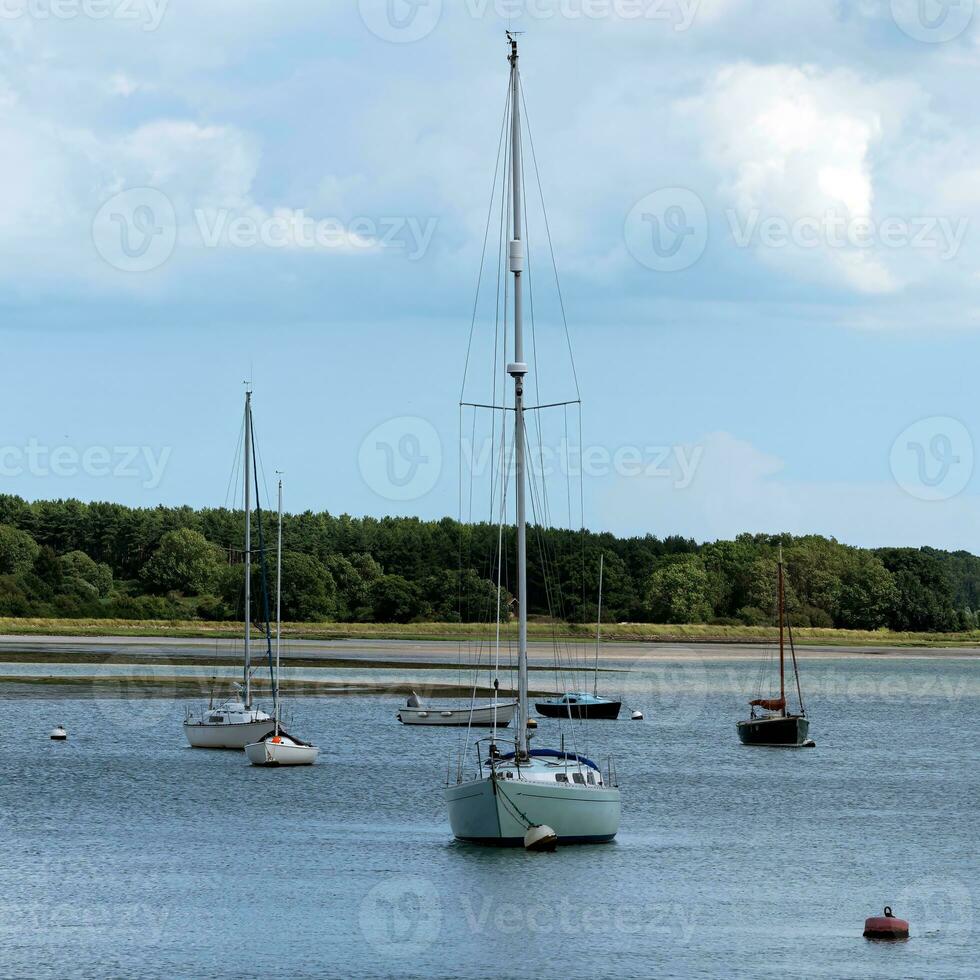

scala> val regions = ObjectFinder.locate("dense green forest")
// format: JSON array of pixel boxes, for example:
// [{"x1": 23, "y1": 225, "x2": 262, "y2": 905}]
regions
[{"x1": 1, "y1": 494, "x2": 979, "y2": 631}]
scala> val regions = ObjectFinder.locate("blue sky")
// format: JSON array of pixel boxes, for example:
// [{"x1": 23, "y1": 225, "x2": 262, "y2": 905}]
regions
[{"x1": 3, "y1": 1, "x2": 980, "y2": 551}]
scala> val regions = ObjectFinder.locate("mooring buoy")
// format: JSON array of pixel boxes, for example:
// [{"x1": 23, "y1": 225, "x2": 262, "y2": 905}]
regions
[{"x1": 863, "y1": 907, "x2": 909, "y2": 939}]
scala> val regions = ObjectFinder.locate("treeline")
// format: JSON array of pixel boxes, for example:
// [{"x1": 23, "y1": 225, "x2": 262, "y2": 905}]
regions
[{"x1": 1, "y1": 494, "x2": 978, "y2": 631}]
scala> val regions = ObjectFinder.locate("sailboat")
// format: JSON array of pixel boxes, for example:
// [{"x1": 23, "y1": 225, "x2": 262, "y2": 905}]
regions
[
  {"x1": 736, "y1": 547, "x2": 814, "y2": 747},
  {"x1": 183, "y1": 389, "x2": 276, "y2": 750},
  {"x1": 444, "y1": 35, "x2": 621, "y2": 846},
  {"x1": 535, "y1": 554, "x2": 622, "y2": 720},
  {"x1": 246, "y1": 478, "x2": 320, "y2": 766}
]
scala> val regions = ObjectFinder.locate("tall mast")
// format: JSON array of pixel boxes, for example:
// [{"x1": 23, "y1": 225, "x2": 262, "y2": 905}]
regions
[
  {"x1": 593, "y1": 553, "x2": 604, "y2": 697},
  {"x1": 777, "y1": 545, "x2": 785, "y2": 708},
  {"x1": 506, "y1": 32, "x2": 529, "y2": 758},
  {"x1": 275, "y1": 476, "x2": 283, "y2": 733},
  {"x1": 243, "y1": 388, "x2": 252, "y2": 709}
]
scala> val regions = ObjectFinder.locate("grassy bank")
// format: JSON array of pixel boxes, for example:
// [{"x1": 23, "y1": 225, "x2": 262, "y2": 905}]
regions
[{"x1": 2, "y1": 617, "x2": 979, "y2": 647}]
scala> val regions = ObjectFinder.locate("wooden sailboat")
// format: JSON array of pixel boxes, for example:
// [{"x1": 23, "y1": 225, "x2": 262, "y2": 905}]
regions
[
  {"x1": 736, "y1": 547, "x2": 814, "y2": 747},
  {"x1": 536, "y1": 554, "x2": 622, "y2": 720}
]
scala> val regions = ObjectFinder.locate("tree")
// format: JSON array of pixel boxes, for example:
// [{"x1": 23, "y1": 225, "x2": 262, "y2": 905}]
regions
[
  {"x1": 60, "y1": 550, "x2": 113, "y2": 598},
  {"x1": 0, "y1": 524, "x2": 39, "y2": 575},
  {"x1": 141, "y1": 528, "x2": 222, "y2": 595},
  {"x1": 369, "y1": 574, "x2": 426, "y2": 623},
  {"x1": 645, "y1": 556, "x2": 712, "y2": 623},
  {"x1": 278, "y1": 553, "x2": 336, "y2": 622}
]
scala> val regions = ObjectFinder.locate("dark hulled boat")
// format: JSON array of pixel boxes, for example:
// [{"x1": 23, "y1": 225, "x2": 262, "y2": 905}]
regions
[
  {"x1": 535, "y1": 692, "x2": 622, "y2": 720},
  {"x1": 736, "y1": 548, "x2": 813, "y2": 748},
  {"x1": 535, "y1": 555, "x2": 622, "y2": 721}
]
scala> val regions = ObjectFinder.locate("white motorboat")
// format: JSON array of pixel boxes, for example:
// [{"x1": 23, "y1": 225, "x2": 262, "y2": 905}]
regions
[
  {"x1": 184, "y1": 388, "x2": 276, "y2": 750},
  {"x1": 398, "y1": 692, "x2": 517, "y2": 727},
  {"x1": 444, "y1": 35, "x2": 621, "y2": 846},
  {"x1": 244, "y1": 477, "x2": 320, "y2": 766}
]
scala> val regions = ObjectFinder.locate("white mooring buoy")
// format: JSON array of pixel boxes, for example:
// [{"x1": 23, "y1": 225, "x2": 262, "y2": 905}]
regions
[
  {"x1": 524, "y1": 824, "x2": 558, "y2": 852},
  {"x1": 49, "y1": 726, "x2": 67, "y2": 741},
  {"x1": 526, "y1": 717, "x2": 538, "y2": 729},
  {"x1": 630, "y1": 710, "x2": 643, "y2": 721}
]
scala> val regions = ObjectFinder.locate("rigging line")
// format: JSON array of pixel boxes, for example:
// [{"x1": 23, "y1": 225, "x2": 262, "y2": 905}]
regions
[
  {"x1": 563, "y1": 404, "x2": 572, "y2": 531},
  {"x1": 519, "y1": 76, "x2": 580, "y2": 401},
  {"x1": 460, "y1": 81, "x2": 512, "y2": 403},
  {"x1": 489, "y1": 90, "x2": 513, "y2": 524},
  {"x1": 223, "y1": 411, "x2": 247, "y2": 512}
]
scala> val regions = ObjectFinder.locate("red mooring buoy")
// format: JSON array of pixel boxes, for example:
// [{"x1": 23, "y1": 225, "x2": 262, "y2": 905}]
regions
[{"x1": 863, "y1": 907, "x2": 909, "y2": 939}]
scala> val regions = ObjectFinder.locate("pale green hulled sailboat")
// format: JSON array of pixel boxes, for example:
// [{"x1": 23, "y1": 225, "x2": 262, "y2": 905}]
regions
[{"x1": 444, "y1": 35, "x2": 621, "y2": 846}]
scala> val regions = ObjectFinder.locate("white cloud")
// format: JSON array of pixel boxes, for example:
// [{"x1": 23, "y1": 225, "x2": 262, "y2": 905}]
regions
[{"x1": 681, "y1": 63, "x2": 921, "y2": 293}]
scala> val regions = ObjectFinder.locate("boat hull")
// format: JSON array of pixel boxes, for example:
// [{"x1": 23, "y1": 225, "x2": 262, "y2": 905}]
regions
[
  {"x1": 244, "y1": 739, "x2": 319, "y2": 766},
  {"x1": 398, "y1": 701, "x2": 516, "y2": 727},
  {"x1": 445, "y1": 776, "x2": 620, "y2": 846},
  {"x1": 535, "y1": 700, "x2": 621, "y2": 720},
  {"x1": 184, "y1": 718, "x2": 277, "y2": 749},
  {"x1": 736, "y1": 714, "x2": 810, "y2": 747}
]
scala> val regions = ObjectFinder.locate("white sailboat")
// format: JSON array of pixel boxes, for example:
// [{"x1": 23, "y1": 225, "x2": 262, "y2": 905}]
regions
[
  {"x1": 246, "y1": 478, "x2": 320, "y2": 767},
  {"x1": 184, "y1": 389, "x2": 275, "y2": 750},
  {"x1": 445, "y1": 35, "x2": 621, "y2": 846}
]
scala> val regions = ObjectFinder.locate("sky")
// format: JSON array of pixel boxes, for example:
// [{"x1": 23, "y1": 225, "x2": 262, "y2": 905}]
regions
[{"x1": 2, "y1": 0, "x2": 980, "y2": 551}]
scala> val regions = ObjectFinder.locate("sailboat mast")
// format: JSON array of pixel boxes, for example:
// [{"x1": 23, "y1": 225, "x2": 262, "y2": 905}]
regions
[
  {"x1": 243, "y1": 389, "x2": 252, "y2": 709},
  {"x1": 506, "y1": 32, "x2": 529, "y2": 759},
  {"x1": 593, "y1": 554, "x2": 604, "y2": 697},
  {"x1": 275, "y1": 477, "x2": 283, "y2": 733},
  {"x1": 777, "y1": 546, "x2": 785, "y2": 707}
]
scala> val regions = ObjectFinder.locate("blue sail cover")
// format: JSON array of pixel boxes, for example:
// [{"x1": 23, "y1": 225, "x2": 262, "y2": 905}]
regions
[{"x1": 499, "y1": 748, "x2": 601, "y2": 772}]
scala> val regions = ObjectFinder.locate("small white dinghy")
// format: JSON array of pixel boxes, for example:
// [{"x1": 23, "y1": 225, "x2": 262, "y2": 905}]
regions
[
  {"x1": 245, "y1": 732, "x2": 319, "y2": 767},
  {"x1": 398, "y1": 691, "x2": 517, "y2": 727},
  {"x1": 49, "y1": 725, "x2": 67, "y2": 741},
  {"x1": 244, "y1": 478, "x2": 319, "y2": 768}
]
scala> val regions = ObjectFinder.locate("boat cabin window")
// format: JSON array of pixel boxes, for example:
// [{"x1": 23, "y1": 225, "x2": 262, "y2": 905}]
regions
[
  {"x1": 555, "y1": 773, "x2": 568, "y2": 782},
  {"x1": 572, "y1": 773, "x2": 585, "y2": 784},
  {"x1": 567, "y1": 697, "x2": 577, "y2": 703},
  {"x1": 210, "y1": 716, "x2": 224, "y2": 722},
  {"x1": 586, "y1": 772, "x2": 595, "y2": 785}
]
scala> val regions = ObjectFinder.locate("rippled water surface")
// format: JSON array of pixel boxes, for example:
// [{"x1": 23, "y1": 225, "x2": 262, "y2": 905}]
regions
[{"x1": 1, "y1": 657, "x2": 977, "y2": 979}]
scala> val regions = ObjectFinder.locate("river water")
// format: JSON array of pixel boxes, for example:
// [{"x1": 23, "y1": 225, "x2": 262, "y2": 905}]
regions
[{"x1": 1, "y1": 656, "x2": 976, "y2": 979}]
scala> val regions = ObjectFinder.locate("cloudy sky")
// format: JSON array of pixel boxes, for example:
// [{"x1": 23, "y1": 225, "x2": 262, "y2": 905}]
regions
[{"x1": 3, "y1": 0, "x2": 980, "y2": 550}]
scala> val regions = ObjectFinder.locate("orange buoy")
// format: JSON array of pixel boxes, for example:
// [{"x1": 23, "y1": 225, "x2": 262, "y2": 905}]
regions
[{"x1": 863, "y1": 907, "x2": 909, "y2": 939}]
